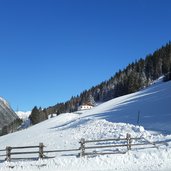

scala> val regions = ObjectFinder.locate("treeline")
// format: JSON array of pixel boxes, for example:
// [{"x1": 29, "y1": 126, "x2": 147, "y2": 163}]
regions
[
  {"x1": 0, "y1": 119, "x2": 22, "y2": 136},
  {"x1": 29, "y1": 106, "x2": 48, "y2": 125},
  {"x1": 29, "y1": 42, "x2": 171, "y2": 125}
]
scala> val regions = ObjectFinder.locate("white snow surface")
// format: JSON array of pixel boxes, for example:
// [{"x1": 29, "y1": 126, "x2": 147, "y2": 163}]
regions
[
  {"x1": 0, "y1": 80, "x2": 171, "y2": 171},
  {"x1": 83, "y1": 79, "x2": 171, "y2": 134},
  {"x1": 16, "y1": 111, "x2": 31, "y2": 121}
]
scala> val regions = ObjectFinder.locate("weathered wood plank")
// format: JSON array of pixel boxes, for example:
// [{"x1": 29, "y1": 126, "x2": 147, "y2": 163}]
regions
[
  {"x1": 11, "y1": 146, "x2": 39, "y2": 149},
  {"x1": 44, "y1": 148, "x2": 80, "y2": 153},
  {"x1": 85, "y1": 138, "x2": 127, "y2": 143},
  {"x1": 0, "y1": 149, "x2": 5, "y2": 152},
  {"x1": 11, "y1": 151, "x2": 39, "y2": 155},
  {"x1": 85, "y1": 144, "x2": 128, "y2": 149}
]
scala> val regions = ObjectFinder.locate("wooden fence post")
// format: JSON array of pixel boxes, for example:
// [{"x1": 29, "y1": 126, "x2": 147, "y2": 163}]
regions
[
  {"x1": 6, "y1": 146, "x2": 12, "y2": 162},
  {"x1": 126, "y1": 133, "x2": 131, "y2": 150},
  {"x1": 79, "y1": 138, "x2": 85, "y2": 157},
  {"x1": 39, "y1": 143, "x2": 44, "y2": 159}
]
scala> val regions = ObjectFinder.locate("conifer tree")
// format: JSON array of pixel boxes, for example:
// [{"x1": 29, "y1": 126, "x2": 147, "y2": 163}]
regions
[
  {"x1": 34, "y1": 41, "x2": 171, "y2": 117},
  {"x1": 29, "y1": 106, "x2": 40, "y2": 125}
]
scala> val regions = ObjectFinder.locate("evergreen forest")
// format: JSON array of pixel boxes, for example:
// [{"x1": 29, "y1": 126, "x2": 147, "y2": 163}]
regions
[{"x1": 29, "y1": 42, "x2": 171, "y2": 124}]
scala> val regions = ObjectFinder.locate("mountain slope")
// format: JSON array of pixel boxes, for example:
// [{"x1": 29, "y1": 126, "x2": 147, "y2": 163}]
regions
[
  {"x1": 0, "y1": 97, "x2": 20, "y2": 135},
  {"x1": 81, "y1": 78, "x2": 171, "y2": 134},
  {"x1": 0, "y1": 80, "x2": 171, "y2": 171},
  {"x1": 45, "y1": 42, "x2": 171, "y2": 116}
]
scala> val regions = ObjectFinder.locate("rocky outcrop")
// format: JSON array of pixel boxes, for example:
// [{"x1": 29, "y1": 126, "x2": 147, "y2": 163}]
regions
[{"x1": 0, "y1": 97, "x2": 21, "y2": 136}]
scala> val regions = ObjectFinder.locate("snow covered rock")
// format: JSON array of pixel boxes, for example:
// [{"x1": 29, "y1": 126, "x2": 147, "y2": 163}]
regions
[{"x1": 0, "y1": 97, "x2": 20, "y2": 136}]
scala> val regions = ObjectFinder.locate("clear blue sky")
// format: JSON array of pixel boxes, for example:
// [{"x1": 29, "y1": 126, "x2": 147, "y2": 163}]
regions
[{"x1": 0, "y1": 0, "x2": 171, "y2": 111}]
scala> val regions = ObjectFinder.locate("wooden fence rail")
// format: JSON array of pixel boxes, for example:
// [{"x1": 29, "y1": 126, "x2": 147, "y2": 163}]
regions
[
  {"x1": 0, "y1": 133, "x2": 161, "y2": 162},
  {"x1": 0, "y1": 149, "x2": 5, "y2": 152},
  {"x1": 44, "y1": 148, "x2": 80, "y2": 153},
  {"x1": 79, "y1": 133, "x2": 133, "y2": 157},
  {"x1": 11, "y1": 146, "x2": 40, "y2": 149},
  {"x1": 84, "y1": 138, "x2": 126, "y2": 143},
  {"x1": 0, "y1": 143, "x2": 80, "y2": 162},
  {"x1": 3, "y1": 143, "x2": 44, "y2": 162}
]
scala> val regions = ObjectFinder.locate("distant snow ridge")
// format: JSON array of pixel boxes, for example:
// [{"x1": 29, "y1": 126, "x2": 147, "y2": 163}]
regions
[
  {"x1": 15, "y1": 111, "x2": 31, "y2": 129},
  {"x1": 16, "y1": 111, "x2": 31, "y2": 121}
]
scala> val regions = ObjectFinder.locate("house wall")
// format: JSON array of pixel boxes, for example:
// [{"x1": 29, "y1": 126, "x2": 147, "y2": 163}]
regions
[{"x1": 78, "y1": 105, "x2": 93, "y2": 111}]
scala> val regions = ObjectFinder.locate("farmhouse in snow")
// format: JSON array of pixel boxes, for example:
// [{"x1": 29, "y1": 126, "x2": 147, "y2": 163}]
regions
[{"x1": 78, "y1": 104, "x2": 94, "y2": 111}]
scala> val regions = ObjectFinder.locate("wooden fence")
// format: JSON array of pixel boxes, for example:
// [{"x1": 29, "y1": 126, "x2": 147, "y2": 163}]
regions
[
  {"x1": 79, "y1": 133, "x2": 133, "y2": 157},
  {"x1": 0, "y1": 143, "x2": 80, "y2": 162},
  {"x1": 0, "y1": 133, "x2": 160, "y2": 162}
]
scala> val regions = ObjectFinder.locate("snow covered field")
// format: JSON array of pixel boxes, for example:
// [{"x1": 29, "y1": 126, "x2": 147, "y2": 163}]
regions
[
  {"x1": 0, "y1": 80, "x2": 171, "y2": 171},
  {"x1": 82, "y1": 78, "x2": 171, "y2": 134}
]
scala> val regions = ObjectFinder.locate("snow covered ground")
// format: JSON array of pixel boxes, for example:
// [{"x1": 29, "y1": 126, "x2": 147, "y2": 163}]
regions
[
  {"x1": 0, "y1": 80, "x2": 171, "y2": 171},
  {"x1": 82, "y1": 78, "x2": 171, "y2": 134}
]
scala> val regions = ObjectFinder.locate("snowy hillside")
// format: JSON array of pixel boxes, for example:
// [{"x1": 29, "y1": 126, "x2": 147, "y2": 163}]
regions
[
  {"x1": 82, "y1": 79, "x2": 171, "y2": 134},
  {"x1": 0, "y1": 80, "x2": 171, "y2": 171}
]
